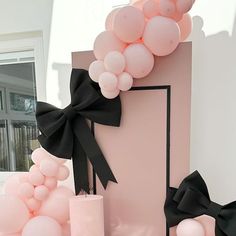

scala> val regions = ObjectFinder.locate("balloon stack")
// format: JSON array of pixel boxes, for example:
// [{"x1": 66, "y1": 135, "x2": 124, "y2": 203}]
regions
[
  {"x1": 89, "y1": 0, "x2": 195, "y2": 99},
  {"x1": 0, "y1": 148, "x2": 73, "y2": 236}
]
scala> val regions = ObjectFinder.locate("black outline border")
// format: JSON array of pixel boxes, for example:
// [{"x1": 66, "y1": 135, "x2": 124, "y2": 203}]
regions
[{"x1": 92, "y1": 85, "x2": 171, "y2": 236}]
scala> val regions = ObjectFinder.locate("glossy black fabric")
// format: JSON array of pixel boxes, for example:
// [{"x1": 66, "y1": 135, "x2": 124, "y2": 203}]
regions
[
  {"x1": 164, "y1": 171, "x2": 236, "y2": 236},
  {"x1": 36, "y1": 69, "x2": 121, "y2": 194}
]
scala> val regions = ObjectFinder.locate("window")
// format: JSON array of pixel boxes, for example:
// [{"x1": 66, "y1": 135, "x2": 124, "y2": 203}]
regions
[{"x1": 0, "y1": 51, "x2": 40, "y2": 172}]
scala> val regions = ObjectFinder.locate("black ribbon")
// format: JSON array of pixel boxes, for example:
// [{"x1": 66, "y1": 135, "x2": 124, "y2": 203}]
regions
[
  {"x1": 36, "y1": 69, "x2": 121, "y2": 194},
  {"x1": 164, "y1": 171, "x2": 236, "y2": 236}
]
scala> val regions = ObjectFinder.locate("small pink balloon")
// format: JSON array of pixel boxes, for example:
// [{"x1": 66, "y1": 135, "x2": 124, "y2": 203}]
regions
[
  {"x1": 118, "y1": 72, "x2": 133, "y2": 91},
  {"x1": 38, "y1": 186, "x2": 74, "y2": 224},
  {"x1": 94, "y1": 31, "x2": 126, "y2": 60},
  {"x1": 44, "y1": 177, "x2": 58, "y2": 190},
  {"x1": 28, "y1": 169, "x2": 45, "y2": 186},
  {"x1": 104, "y1": 51, "x2": 126, "y2": 75},
  {"x1": 31, "y1": 148, "x2": 49, "y2": 165},
  {"x1": 49, "y1": 154, "x2": 67, "y2": 165},
  {"x1": 177, "y1": 13, "x2": 192, "y2": 41},
  {"x1": 39, "y1": 159, "x2": 59, "y2": 177},
  {"x1": 105, "y1": 8, "x2": 120, "y2": 30},
  {"x1": 0, "y1": 195, "x2": 30, "y2": 234},
  {"x1": 143, "y1": 16, "x2": 180, "y2": 56},
  {"x1": 132, "y1": 0, "x2": 146, "y2": 10},
  {"x1": 159, "y1": 0, "x2": 176, "y2": 17},
  {"x1": 57, "y1": 166, "x2": 70, "y2": 181},
  {"x1": 62, "y1": 222, "x2": 71, "y2": 236},
  {"x1": 170, "y1": 9, "x2": 183, "y2": 22},
  {"x1": 34, "y1": 185, "x2": 49, "y2": 201},
  {"x1": 176, "y1": 219, "x2": 205, "y2": 236},
  {"x1": 98, "y1": 72, "x2": 118, "y2": 92},
  {"x1": 22, "y1": 216, "x2": 62, "y2": 236},
  {"x1": 143, "y1": 0, "x2": 160, "y2": 19},
  {"x1": 18, "y1": 183, "x2": 34, "y2": 198},
  {"x1": 113, "y1": 6, "x2": 145, "y2": 43},
  {"x1": 29, "y1": 164, "x2": 39, "y2": 173},
  {"x1": 123, "y1": 43, "x2": 154, "y2": 78},
  {"x1": 26, "y1": 198, "x2": 41, "y2": 212},
  {"x1": 101, "y1": 88, "x2": 120, "y2": 99},
  {"x1": 88, "y1": 60, "x2": 105, "y2": 82},
  {"x1": 176, "y1": 0, "x2": 195, "y2": 14}
]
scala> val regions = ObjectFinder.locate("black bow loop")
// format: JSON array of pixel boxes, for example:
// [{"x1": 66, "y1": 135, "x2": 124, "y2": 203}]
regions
[{"x1": 36, "y1": 68, "x2": 121, "y2": 194}]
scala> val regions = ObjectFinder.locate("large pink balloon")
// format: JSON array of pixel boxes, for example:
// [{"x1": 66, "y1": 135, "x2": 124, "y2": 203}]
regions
[
  {"x1": 4, "y1": 174, "x2": 22, "y2": 195},
  {"x1": 159, "y1": 0, "x2": 176, "y2": 17},
  {"x1": 143, "y1": 16, "x2": 180, "y2": 56},
  {"x1": 143, "y1": 0, "x2": 160, "y2": 19},
  {"x1": 93, "y1": 31, "x2": 126, "y2": 60},
  {"x1": 22, "y1": 216, "x2": 62, "y2": 236},
  {"x1": 132, "y1": 0, "x2": 146, "y2": 10},
  {"x1": 105, "y1": 8, "x2": 120, "y2": 30},
  {"x1": 176, "y1": 0, "x2": 195, "y2": 14},
  {"x1": 123, "y1": 43, "x2": 154, "y2": 78},
  {"x1": 178, "y1": 13, "x2": 192, "y2": 41},
  {"x1": 113, "y1": 6, "x2": 145, "y2": 43},
  {"x1": 38, "y1": 186, "x2": 74, "y2": 224},
  {"x1": 0, "y1": 195, "x2": 29, "y2": 234},
  {"x1": 176, "y1": 219, "x2": 205, "y2": 236}
]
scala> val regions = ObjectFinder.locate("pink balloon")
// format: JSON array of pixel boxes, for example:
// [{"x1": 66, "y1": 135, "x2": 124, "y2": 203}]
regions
[
  {"x1": 62, "y1": 222, "x2": 71, "y2": 236},
  {"x1": 176, "y1": 219, "x2": 205, "y2": 236},
  {"x1": 143, "y1": 16, "x2": 180, "y2": 56},
  {"x1": 104, "y1": 51, "x2": 126, "y2": 75},
  {"x1": 94, "y1": 31, "x2": 126, "y2": 60},
  {"x1": 105, "y1": 8, "x2": 120, "y2": 30},
  {"x1": 34, "y1": 185, "x2": 49, "y2": 201},
  {"x1": 4, "y1": 174, "x2": 21, "y2": 195},
  {"x1": 26, "y1": 198, "x2": 41, "y2": 212},
  {"x1": 101, "y1": 88, "x2": 120, "y2": 99},
  {"x1": 28, "y1": 169, "x2": 45, "y2": 186},
  {"x1": 31, "y1": 148, "x2": 50, "y2": 165},
  {"x1": 49, "y1": 154, "x2": 67, "y2": 165},
  {"x1": 0, "y1": 195, "x2": 29, "y2": 234},
  {"x1": 159, "y1": 0, "x2": 176, "y2": 17},
  {"x1": 123, "y1": 43, "x2": 154, "y2": 78},
  {"x1": 18, "y1": 183, "x2": 34, "y2": 198},
  {"x1": 196, "y1": 215, "x2": 215, "y2": 236},
  {"x1": 98, "y1": 72, "x2": 118, "y2": 92},
  {"x1": 44, "y1": 177, "x2": 58, "y2": 190},
  {"x1": 29, "y1": 164, "x2": 39, "y2": 173},
  {"x1": 170, "y1": 9, "x2": 183, "y2": 22},
  {"x1": 57, "y1": 166, "x2": 70, "y2": 181},
  {"x1": 38, "y1": 186, "x2": 74, "y2": 224},
  {"x1": 118, "y1": 72, "x2": 133, "y2": 91},
  {"x1": 178, "y1": 13, "x2": 192, "y2": 41},
  {"x1": 132, "y1": 0, "x2": 145, "y2": 10},
  {"x1": 113, "y1": 6, "x2": 145, "y2": 43},
  {"x1": 176, "y1": 0, "x2": 195, "y2": 14},
  {"x1": 22, "y1": 216, "x2": 62, "y2": 236},
  {"x1": 39, "y1": 159, "x2": 59, "y2": 177},
  {"x1": 0, "y1": 234, "x2": 21, "y2": 236},
  {"x1": 143, "y1": 0, "x2": 160, "y2": 19},
  {"x1": 88, "y1": 60, "x2": 105, "y2": 82}
]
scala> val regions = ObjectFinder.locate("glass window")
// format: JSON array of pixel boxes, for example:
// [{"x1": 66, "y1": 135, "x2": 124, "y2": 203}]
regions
[
  {"x1": 0, "y1": 90, "x2": 4, "y2": 111},
  {"x1": 0, "y1": 120, "x2": 9, "y2": 171}
]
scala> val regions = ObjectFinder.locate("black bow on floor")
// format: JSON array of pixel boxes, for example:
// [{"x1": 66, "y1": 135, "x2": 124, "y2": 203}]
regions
[
  {"x1": 164, "y1": 171, "x2": 236, "y2": 236},
  {"x1": 36, "y1": 69, "x2": 121, "y2": 194}
]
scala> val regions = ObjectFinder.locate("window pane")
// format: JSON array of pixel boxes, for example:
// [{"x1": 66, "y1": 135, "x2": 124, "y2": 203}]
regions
[
  {"x1": 0, "y1": 120, "x2": 10, "y2": 171},
  {"x1": 0, "y1": 90, "x2": 3, "y2": 111},
  {"x1": 12, "y1": 121, "x2": 40, "y2": 171}
]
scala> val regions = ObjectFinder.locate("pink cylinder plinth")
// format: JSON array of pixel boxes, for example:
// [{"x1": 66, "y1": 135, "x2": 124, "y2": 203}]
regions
[{"x1": 69, "y1": 195, "x2": 104, "y2": 236}]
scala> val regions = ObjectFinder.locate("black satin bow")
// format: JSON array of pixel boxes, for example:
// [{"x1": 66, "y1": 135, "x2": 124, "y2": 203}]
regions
[
  {"x1": 36, "y1": 69, "x2": 121, "y2": 194},
  {"x1": 164, "y1": 171, "x2": 236, "y2": 236}
]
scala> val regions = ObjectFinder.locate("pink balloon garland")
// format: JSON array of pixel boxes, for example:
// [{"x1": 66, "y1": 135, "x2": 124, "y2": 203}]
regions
[{"x1": 90, "y1": 0, "x2": 195, "y2": 99}]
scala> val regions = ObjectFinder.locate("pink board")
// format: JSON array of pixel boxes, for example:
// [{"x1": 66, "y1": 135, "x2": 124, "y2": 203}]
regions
[{"x1": 72, "y1": 42, "x2": 192, "y2": 236}]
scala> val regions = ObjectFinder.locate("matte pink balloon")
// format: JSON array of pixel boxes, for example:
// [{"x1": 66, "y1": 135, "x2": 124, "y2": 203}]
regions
[
  {"x1": 34, "y1": 185, "x2": 49, "y2": 201},
  {"x1": 101, "y1": 88, "x2": 120, "y2": 99},
  {"x1": 38, "y1": 186, "x2": 74, "y2": 224},
  {"x1": 132, "y1": 0, "x2": 146, "y2": 10},
  {"x1": 29, "y1": 164, "x2": 39, "y2": 173},
  {"x1": 26, "y1": 198, "x2": 41, "y2": 212},
  {"x1": 104, "y1": 51, "x2": 126, "y2": 75},
  {"x1": 44, "y1": 177, "x2": 58, "y2": 190},
  {"x1": 176, "y1": 0, "x2": 195, "y2": 14},
  {"x1": 39, "y1": 159, "x2": 59, "y2": 177},
  {"x1": 113, "y1": 6, "x2": 145, "y2": 43},
  {"x1": 18, "y1": 182, "x2": 34, "y2": 198},
  {"x1": 123, "y1": 43, "x2": 154, "y2": 78},
  {"x1": 105, "y1": 8, "x2": 120, "y2": 30},
  {"x1": 178, "y1": 13, "x2": 192, "y2": 41},
  {"x1": 62, "y1": 222, "x2": 71, "y2": 236},
  {"x1": 0, "y1": 234, "x2": 21, "y2": 236},
  {"x1": 143, "y1": 0, "x2": 160, "y2": 19},
  {"x1": 89, "y1": 60, "x2": 105, "y2": 82},
  {"x1": 118, "y1": 72, "x2": 133, "y2": 91},
  {"x1": 49, "y1": 154, "x2": 67, "y2": 165},
  {"x1": 94, "y1": 31, "x2": 126, "y2": 60},
  {"x1": 31, "y1": 148, "x2": 49, "y2": 165},
  {"x1": 176, "y1": 219, "x2": 205, "y2": 236},
  {"x1": 4, "y1": 174, "x2": 21, "y2": 195},
  {"x1": 98, "y1": 72, "x2": 118, "y2": 91},
  {"x1": 22, "y1": 216, "x2": 62, "y2": 236},
  {"x1": 159, "y1": 0, "x2": 176, "y2": 17},
  {"x1": 28, "y1": 169, "x2": 45, "y2": 186},
  {"x1": 170, "y1": 9, "x2": 183, "y2": 22},
  {"x1": 57, "y1": 166, "x2": 70, "y2": 181},
  {"x1": 0, "y1": 195, "x2": 29, "y2": 234},
  {"x1": 143, "y1": 16, "x2": 180, "y2": 56}
]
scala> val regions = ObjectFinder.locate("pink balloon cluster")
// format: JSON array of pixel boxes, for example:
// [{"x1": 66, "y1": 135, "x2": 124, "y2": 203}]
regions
[
  {"x1": 89, "y1": 0, "x2": 195, "y2": 99},
  {"x1": 0, "y1": 148, "x2": 73, "y2": 236}
]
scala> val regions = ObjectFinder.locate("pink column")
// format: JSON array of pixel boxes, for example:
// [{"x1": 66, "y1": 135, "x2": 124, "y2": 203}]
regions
[{"x1": 69, "y1": 195, "x2": 104, "y2": 236}]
